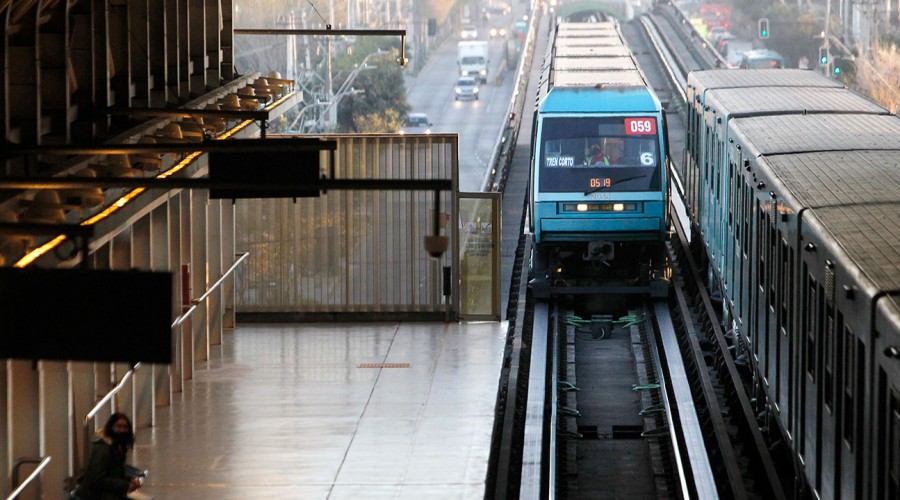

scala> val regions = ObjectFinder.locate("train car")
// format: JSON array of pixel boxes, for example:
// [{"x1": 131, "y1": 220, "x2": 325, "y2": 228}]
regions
[
  {"x1": 529, "y1": 20, "x2": 669, "y2": 298},
  {"x1": 685, "y1": 68, "x2": 900, "y2": 499}
]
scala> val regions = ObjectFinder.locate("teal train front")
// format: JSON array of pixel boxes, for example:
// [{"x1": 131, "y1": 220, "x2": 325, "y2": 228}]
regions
[{"x1": 529, "y1": 20, "x2": 670, "y2": 298}]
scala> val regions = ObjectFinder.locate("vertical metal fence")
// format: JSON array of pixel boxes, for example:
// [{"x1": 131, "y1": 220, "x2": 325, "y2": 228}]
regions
[{"x1": 234, "y1": 134, "x2": 457, "y2": 315}]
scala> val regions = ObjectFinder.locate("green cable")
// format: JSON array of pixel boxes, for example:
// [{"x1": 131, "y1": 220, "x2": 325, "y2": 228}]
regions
[
  {"x1": 565, "y1": 315, "x2": 590, "y2": 326},
  {"x1": 639, "y1": 406, "x2": 665, "y2": 416},
  {"x1": 558, "y1": 381, "x2": 580, "y2": 391},
  {"x1": 633, "y1": 383, "x2": 660, "y2": 392},
  {"x1": 558, "y1": 406, "x2": 581, "y2": 417},
  {"x1": 641, "y1": 427, "x2": 669, "y2": 438}
]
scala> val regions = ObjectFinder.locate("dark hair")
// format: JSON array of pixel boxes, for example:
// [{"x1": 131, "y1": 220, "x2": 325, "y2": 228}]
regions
[{"x1": 103, "y1": 412, "x2": 135, "y2": 448}]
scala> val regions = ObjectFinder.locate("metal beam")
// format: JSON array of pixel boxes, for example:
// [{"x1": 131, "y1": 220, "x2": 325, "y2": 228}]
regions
[
  {"x1": 5, "y1": 138, "x2": 337, "y2": 156},
  {"x1": 0, "y1": 177, "x2": 451, "y2": 192},
  {"x1": 234, "y1": 28, "x2": 405, "y2": 36}
]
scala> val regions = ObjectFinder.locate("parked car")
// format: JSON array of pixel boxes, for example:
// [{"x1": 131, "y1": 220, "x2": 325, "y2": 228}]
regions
[{"x1": 454, "y1": 77, "x2": 480, "y2": 101}]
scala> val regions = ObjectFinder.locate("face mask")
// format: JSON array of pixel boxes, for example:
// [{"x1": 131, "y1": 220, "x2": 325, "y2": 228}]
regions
[{"x1": 111, "y1": 431, "x2": 131, "y2": 445}]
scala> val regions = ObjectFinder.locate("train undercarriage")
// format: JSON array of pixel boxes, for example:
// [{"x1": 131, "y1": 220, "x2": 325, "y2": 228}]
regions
[{"x1": 529, "y1": 239, "x2": 669, "y2": 299}]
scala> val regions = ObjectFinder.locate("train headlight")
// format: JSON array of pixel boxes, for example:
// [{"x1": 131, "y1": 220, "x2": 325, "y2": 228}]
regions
[{"x1": 562, "y1": 203, "x2": 638, "y2": 212}]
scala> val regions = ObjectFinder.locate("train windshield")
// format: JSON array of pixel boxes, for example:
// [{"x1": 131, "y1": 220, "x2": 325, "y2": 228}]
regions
[{"x1": 539, "y1": 116, "x2": 661, "y2": 193}]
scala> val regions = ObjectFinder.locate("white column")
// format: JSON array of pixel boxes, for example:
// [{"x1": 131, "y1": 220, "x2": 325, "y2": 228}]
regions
[
  {"x1": 8, "y1": 360, "x2": 39, "y2": 500},
  {"x1": 131, "y1": 216, "x2": 154, "y2": 430},
  {"x1": 40, "y1": 361, "x2": 69, "y2": 492},
  {"x1": 207, "y1": 198, "x2": 223, "y2": 346},
  {"x1": 151, "y1": 203, "x2": 172, "y2": 407},
  {"x1": 190, "y1": 189, "x2": 209, "y2": 363}
]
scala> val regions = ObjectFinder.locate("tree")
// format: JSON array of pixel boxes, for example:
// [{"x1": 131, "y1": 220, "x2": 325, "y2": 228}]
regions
[
  {"x1": 857, "y1": 42, "x2": 900, "y2": 114},
  {"x1": 335, "y1": 51, "x2": 409, "y2": 132}
]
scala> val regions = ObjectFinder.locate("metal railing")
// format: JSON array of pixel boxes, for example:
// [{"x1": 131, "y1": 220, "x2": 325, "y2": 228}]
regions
[
  {"x1": 172, "y1": 252, "x2": 250, "y2": 328},
  {"x1": 8, "y1": 456, "x2": 51, "y2": 499},
  {"x1": 80, "y1": 251, "x2": 250, "y2": 470},
  {"x1": 480, "y1": 2, "x2": 542, "y2": 193},
  {"x1": 82, "y1": 365, "x2": 139, "y2": 467}
]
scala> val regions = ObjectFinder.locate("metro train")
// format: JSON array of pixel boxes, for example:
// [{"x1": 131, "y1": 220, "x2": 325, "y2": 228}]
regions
[
  {"x1": 529, "y1": 19, "x2": 670, "y2": 298},
  {"x1": 685, "y1": 68, "x2": 900, "y2": 499}
]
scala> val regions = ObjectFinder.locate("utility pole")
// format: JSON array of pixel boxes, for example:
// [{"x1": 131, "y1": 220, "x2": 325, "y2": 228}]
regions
[
  {"x1": 824, "y1": 0, "x2": 833, "y2": 76},
  {"x1": 326, "y1": 0, "x2": 336, "y2": 129}
]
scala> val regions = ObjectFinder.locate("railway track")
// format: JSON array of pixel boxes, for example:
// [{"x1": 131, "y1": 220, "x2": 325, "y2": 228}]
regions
[{"x1": 486, "y1": 6, "x2": 794, "y2": 499}]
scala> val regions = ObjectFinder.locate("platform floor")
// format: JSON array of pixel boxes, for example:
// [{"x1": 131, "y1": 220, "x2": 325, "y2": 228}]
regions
[{"x1": 131, "y1": 321, "x2": 507, "y2": 499}]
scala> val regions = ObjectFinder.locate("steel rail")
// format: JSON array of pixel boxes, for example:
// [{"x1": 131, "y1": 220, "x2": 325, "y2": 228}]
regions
[
  {"x1": 669, "y1": 202, "x2": 787, "y2": 500},
  {"x1": 520, "y1": 302, "x2": 552, "y2": 498},
  {"x1": 652, "y1": 301, "x2": 719, "y2": 499},
  {"x1": 671, "y1": 283, "x2": 749, "y2": 498}
]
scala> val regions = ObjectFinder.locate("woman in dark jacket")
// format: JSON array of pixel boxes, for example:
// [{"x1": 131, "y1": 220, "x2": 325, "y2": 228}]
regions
[{"x1": 76, "y1": 413, "x2": 141, "y2": 500}]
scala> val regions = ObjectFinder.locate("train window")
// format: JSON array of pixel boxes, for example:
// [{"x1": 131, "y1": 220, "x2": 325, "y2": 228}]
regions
[
  {"x1": 743, "y1": 181, "x2": 751, "y2": 257},
  {"x1": 824, "y1": 299, "x2": 835, "y2": 412},
  {"x1": 780, "y1": 238, "x2": 790, "y2": 326},
  {"x1": 768, "y1": 225, "x2": 777, "y2": 311},
  {"x1": 728, "y1": 161, "x2": 736, "y2": 230},
  {"x1": 538, "y1": 117, "x2": 661, "y2": 193},
  {"x1": 816, "y1": 284, "x2": 826, "y2": 386},
  {"x1": 884, "y1": 386, "x2": 900, "y2": 497},
  {"x1": 842, "y1": 324, "x2": 855, "y2": 449},
  {"x1": 714, "y1": 141, "x2": 721, "y2": 203},
  {"x1": 805, "y1": 273, "x2": 816, "y2": 382},
  {"x1": 733, "y1": 172, "x2": 740, "y2": 241},
  {"x1": 757, "y1": 201, "x2": 766, "y2": 291}
]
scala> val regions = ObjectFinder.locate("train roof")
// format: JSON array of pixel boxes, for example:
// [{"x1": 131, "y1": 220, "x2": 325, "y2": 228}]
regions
[
  {"x1": 767, "y1": 150, "x2": 900, "y2": 207},
  {"x1": 540, "y1": 86, "x2": 660, "y2": 113},
  {"x1": 557, "y1": 22, "x2": 617, "y2": 34},
  {"x1": 705, "y1": 86, "x2": 888, "y2": 118},
  {"x1": 688, "y1": 69, "x2": 842, "y2": 92},
  {"x1": 877, "y1": 294, "x2": 900, "y2": 324},
  {"x1": 555, "y1": 44, "x2": 632, "y2": 56},
  {"x1": 732, "y1": 113, "x2": 900, "y2": 155},
  {"x1": 553, "y1": 57, "x2": 638, "y2": 72},
  {"x1": 549, "y1": 21, "x2": 646, "y2": 89},
  {"x1": 807, "y1": 203, "x2": 900, "y2": 291},
  {"x1": 552, "y1": 71, "x2": 647, "y2": 88}
]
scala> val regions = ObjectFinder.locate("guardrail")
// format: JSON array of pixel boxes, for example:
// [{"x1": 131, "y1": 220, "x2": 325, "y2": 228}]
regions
[
  {"x1": 480, "y1": 5, "x2": 542, "y2": 193},
  {"x1": 7, "y1": 456, "x2": 51, "y2": 500},
  {"x1": 82, "y1": 365, "x2": 139, "y2": 467},
  {"x1": 172, "y1": 252, "x2": 249, "y2": 328},
  {"x1": 78, "y1": 252, "x2": 249, "y2": 472}
]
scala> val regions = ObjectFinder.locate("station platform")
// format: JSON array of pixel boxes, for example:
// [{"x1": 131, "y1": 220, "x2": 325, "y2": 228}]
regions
[{"x1": 131, "y1": 321, "x2": 507, "y2": 499}]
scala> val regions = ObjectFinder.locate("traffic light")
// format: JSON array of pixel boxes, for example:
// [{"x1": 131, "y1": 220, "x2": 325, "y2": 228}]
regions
[
  {"x1": 758, "y1": 18, "x2": 769, "y2": 39},
  {"x1": 818, "y1": 46, "x2": 829, "y2": 66},
  {"x1": 427, "y1": 18, "x2": 436, "y2": 37},
  {"x1": 832, "y1": 56, "x2": 855, "y2": 78}
]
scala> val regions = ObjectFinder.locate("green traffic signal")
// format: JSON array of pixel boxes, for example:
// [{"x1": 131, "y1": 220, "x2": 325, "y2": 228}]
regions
[
  {"x1": 758, "y1": 18, "x2": 769, "y2": 39},
  {"x1": 833, "y1": 66, "x2": 842, "y2": 75},
  {"x1": 818, "y1": 47, "x2": 829, "y2": 66}
]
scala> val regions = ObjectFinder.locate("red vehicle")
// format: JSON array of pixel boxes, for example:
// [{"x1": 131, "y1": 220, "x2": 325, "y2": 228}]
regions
[{"x1": 699, "y1": 3, "x2": 730, "y2": 30}]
